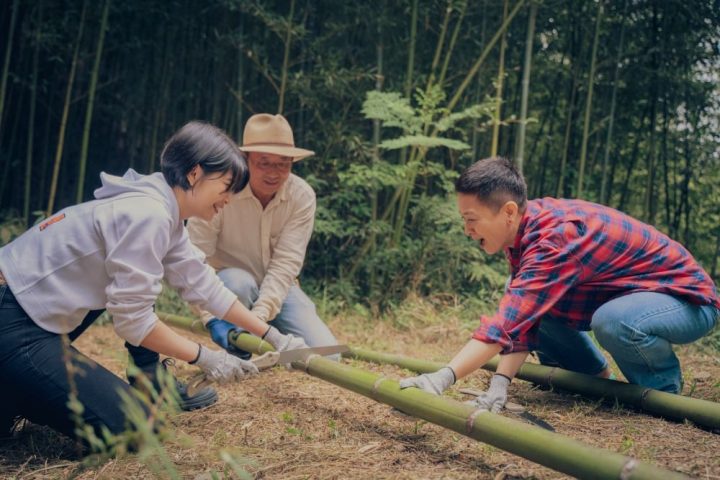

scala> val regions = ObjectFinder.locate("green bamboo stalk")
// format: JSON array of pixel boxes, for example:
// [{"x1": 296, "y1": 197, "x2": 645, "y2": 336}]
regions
[
  {"x1": 76, "y1": 0, "x2": 111, "y2": 204},
  {"x1": 600, "y1": 0, "x2": 627, "y2": 204},
  {"x1": 24, "y1": 5, "x2": 42, "y2": 226},
  {"x1": 437, "y1": 1, "x2": 467, "y2": 88},
  {"x1": 236, "y1": 15, "x2": 244, "y2": 143},
  {"x1": 157, "y1": 313, "x2": 684, "y2": 479},
  {"x1": 47, "y1": 0, "x2": 89, "y2": 216},
  {"x1": 370, "y1": 7, "x2": 384, "y2": 270},
  {"x1": 447, "y1": 0, "x2": 525, "y2": 113},
  {"x1": 514, "y1": 1, "x2": 537, "y2": 173},
  {"x1": 0, "y1": 0, "x2": 19, "y2": 135},
  {"x1": 424, "y1": 1, "x2": 453, "y2": 93},
  {"x1": 277, "y1": 0, "x2": 295, "y2": 114},
  {"x1": 404, "y1": 0, "x2": 418, "y2": 99},
  {"x1": 345, "y1": 347, "x2": 720, "y2": 431},
  {"x1": 577, "y1": 0, "x2": 603, "y2": 198},
  {"x1": 490, "y1": 0, "x2": 509, "y2": 157},
  {"x1": 373, "y1": 0, "x2": 524, "y2": 251}
]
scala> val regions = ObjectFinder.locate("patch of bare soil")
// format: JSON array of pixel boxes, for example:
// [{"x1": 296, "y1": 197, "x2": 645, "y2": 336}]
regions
[{"x1": 1, "y1": 317, "x2": 718, "y2": 479}]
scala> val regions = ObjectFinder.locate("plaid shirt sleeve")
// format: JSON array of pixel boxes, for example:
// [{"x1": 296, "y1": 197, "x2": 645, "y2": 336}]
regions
[{"x1": 472, "y1": 236, "x2": 584, "y2": 353}]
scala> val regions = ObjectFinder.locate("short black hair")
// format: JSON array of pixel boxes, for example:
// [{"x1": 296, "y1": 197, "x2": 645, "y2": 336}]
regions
[
  {"x1": 455, "y1": 157, "x2": 527, "y2": 211},
  {"x1": 161, "y1": 121, "x2": 248, "y2": 193}
]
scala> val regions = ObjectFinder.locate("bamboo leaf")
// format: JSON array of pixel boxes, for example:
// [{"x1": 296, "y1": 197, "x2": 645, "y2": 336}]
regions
[
  {"x1": 379, "y1": 135, "x2": 470, "y2": 151},
  {"x1": 361, "y1": 91, "x2": 421, "y2": 133}
]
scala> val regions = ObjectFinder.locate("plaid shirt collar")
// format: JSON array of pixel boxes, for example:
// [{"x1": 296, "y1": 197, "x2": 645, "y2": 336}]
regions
[{"x1": 506, "y1": 208, "x2": 530, "y2": 271}]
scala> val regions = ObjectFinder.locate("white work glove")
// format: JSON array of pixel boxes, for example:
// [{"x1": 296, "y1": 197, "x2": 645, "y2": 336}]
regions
[
  {"x1": 263, "y1": 326, "x2": 310, "y2": 352},
  {"x1": 399, "y1": 367, "x2": 456, "y2": 395},
  {"x1": 467, "y1": 374, "x2": 510, "y2": 413},
  {"x1": 192, "y1": 345, "x2": 259, "y2": 384}
]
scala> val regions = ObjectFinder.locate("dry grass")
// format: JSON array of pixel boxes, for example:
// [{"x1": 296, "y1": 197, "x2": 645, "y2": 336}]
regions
[{"x1": 1, "y1": 304, "x2": 718, "y2": 479}]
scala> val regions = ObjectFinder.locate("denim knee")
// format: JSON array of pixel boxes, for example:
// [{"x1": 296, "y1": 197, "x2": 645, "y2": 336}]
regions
[{"x1": 217, "y1": 268, "x2": 259, "y2": 308}]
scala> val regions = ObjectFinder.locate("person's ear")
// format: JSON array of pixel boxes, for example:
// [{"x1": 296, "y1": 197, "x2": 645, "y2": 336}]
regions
[
  {"x1": 187, "y1": 165, "x2": 201, "y2": 187},
  {"x1": 503, "y1": 201, "x2": 518, "y2": 223}
]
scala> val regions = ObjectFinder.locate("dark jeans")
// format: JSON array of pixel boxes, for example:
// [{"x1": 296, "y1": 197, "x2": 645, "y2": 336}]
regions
[{"x1": 0, "y1": 285, "x2": 157, "y2": 442}]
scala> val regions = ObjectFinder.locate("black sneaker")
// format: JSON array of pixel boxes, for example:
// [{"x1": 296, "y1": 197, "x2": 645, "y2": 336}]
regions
[
  {"x1": 0, "y1": 416, "x2": 21, "y2": 439},
  {"x1": 128, "y1": 358, "x2": 218, "y2": 412}
]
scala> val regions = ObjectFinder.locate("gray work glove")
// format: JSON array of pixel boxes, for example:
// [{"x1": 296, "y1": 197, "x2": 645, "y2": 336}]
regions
[
  {"x1": 193, "y1": 345, "x2": 259, "y2": 384},
  {"x1": 399, "y1": 366, "x2": 456, "y2": 395},
  {"x1": 466, "y1": 374, "x2": 511, "y2": 413},
  {"x1": 263, "y1": 326, "x2": 310, "y2": 352}
]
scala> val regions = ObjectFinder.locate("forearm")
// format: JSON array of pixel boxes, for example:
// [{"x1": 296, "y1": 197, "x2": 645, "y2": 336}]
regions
[
  {"x1": 447, "y1": 339, "x2": 502, "y2": 380},
  {"x1": 495, "y1": 350, "x2": 529, "y2": 379},
  {"x1": 224, "y1": 299, "x2": 270, "y2": 337},
  {"x1": 253, "y1": 265, "x2": 300, "y2": 322},
  {"x1": 140, "y1": 322, "x2": 200, "y2": 363}
]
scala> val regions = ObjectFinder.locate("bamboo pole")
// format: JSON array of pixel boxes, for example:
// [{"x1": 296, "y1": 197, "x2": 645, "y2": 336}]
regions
[
  {"x1": 600, "y1": 0, "x2": 627, "y2": 204},
  {"x1": 490, "y1": 0, "x2": 509, "y2": 157},
  {"x1": 514, "y1": 1, "x2": 537, "y2": 173},
  {"x1": 24, "y1": 5, "x2": 42, "y2": 226},
  {"x1": 47, "y1": 0, "x2": 89, "y2": 216},
  {"x1": 277, "y1": 0, "x2": 295, "y2": 115},
  {"x1": 158, "y1": 313, "x2": 688, "y2": 479},
  {"x1": 577, "y1": 0, "x2": 603, "y2": 199},
  {"x1": 345, "y1": 347, "x2": 720, "y2": 431},
  {"x1": 76, "y1": 0, "x2": 111, "y2": 204},
  {"x1": 0, "y1": 0, "x2": 19, "y2": 135}
]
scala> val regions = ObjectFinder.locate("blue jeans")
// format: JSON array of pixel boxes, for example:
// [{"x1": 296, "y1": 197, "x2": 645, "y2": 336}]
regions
[
  {"x1": 0, "y1": 285, "x2": 153, "y2": 443},
  {"x1": 217, "y1": 268, "x2": 339, "y2": 359},
  {"x1": 537, "y1": 292, "x2": 718, "y2": 393}
]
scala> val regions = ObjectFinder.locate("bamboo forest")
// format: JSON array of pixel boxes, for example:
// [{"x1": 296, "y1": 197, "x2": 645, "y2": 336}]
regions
[{"x1": 0, "y1": 1, "x2": 719, "y2": 478}]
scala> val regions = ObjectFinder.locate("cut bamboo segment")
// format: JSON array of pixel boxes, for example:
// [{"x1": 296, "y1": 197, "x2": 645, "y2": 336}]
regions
[
  {"x1": 158, "y1": 312, "x2": 689, "y2": 479},
  {"x1": 345, "y1": 347, "x2": 720, "y2": 431}
]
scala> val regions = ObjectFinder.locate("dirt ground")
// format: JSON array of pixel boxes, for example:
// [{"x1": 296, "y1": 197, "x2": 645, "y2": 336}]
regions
[{"x1": 1, "y1": 314, "x2": 718, "y2": 480}]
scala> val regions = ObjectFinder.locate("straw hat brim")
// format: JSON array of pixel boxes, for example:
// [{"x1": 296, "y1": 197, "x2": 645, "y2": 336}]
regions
[{"x1": 240, "y1": 144, "x2": 314, "y2": 161}]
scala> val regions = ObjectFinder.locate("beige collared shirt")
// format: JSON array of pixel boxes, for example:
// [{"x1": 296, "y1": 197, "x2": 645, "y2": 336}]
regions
[{"x1": 187, "y1": 174, "x2": 315, "y2": 323}]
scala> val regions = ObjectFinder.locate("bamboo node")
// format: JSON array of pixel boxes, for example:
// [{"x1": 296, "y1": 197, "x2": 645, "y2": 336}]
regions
[
  {"x1": 639, "y1": 388, "x2": 652, "y2": 406},
  {"x1": 371, "y1": 376, "x2": 387, "y2": 397},
  {"x1": 546, "y1": 367, "x2": 558, "y2": 390},
  {"x1": 300, "y1": 353, "x2": 321, "y2": 372},
  {"x1": 466, "y1": 408, "x2": 487, "y2": 434},
  {"x1": 619, "y1": 458, "x2": 639, "y2": 480}
]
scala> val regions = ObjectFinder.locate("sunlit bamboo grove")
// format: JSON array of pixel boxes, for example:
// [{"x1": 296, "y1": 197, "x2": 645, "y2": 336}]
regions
[{"x1": 0, "y1": 0, "x2": 718, "y2": 305}]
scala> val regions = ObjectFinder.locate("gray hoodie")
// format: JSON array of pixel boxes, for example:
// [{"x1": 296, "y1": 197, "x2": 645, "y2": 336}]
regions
[{"x1": 0, "y1": 169, "x2": 236, "y2": 346}]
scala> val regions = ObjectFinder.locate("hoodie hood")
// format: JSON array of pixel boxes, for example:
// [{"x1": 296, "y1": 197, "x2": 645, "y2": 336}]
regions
[{"x1": 94, "y1": 169, "x2": 180, "y2": 225}]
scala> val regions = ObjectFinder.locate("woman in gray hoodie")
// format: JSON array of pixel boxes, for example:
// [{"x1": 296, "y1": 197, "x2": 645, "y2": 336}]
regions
[{"x1": 0, "y1": 121, "x2": 307, "y2": 447}]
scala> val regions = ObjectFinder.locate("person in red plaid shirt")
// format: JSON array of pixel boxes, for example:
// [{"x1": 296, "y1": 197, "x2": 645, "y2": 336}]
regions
[{"x1": 401, "y1": 157, "x2": 719, "y2": 411}]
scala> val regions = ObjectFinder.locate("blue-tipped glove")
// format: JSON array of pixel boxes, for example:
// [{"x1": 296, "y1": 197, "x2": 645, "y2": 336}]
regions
[{"x1": 206, "y1": 318, "x2": 252, "y2": 360}]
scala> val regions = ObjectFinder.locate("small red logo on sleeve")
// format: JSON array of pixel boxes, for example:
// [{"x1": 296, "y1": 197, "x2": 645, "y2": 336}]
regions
[{"x1": 39, "y1": 213, "x2": 66, "y2": 231}]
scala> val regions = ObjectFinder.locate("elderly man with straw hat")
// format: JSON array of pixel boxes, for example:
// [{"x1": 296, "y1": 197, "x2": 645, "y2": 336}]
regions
[{"x1": 188, "y1": 114, "x2": 339, "y2": 358}]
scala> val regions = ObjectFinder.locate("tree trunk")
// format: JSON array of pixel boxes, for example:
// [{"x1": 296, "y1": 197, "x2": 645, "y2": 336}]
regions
[
  {"x1": 437, "y1": 1, "x2": 467, "y2": 88},
  {"x1": 277, "y1": 0, "x2": 295, "y2": 114},
  {"x1": 556, "y1": 71, "x2": 578, "y2": 198},
  {"x1": 76, "y1": 0, "x2": 111, "y2": 204},
  {"x1": 600, "y1": 0, "x2": 627, "y2": 204},
  {"x1": 514, "y1": 1, "x2": 537, "y2": 173},
  {"x1": 577, "y1": 0, "x2": 603, "y2": 199},
  {"x1": 47, "y1": 0, "x2": 89, "y2": 216},
  {"x1": 236, "y1": 15, "x2": 245, "y2": 142},
  {"x1": 0, "y1": 0, "x2": 19, "y2": 135},
  {"x1": 644, "y1": 3, "x2": 660, "y2": 224},
  {"x1": 471, "y1": 0, "x2": 486, "y2": 160},
  {"x1": 618, "y1": 107, "x2": 650, "y2": 212},
  {"x1": 24, "y1": 4, "x2": 42, "y2": 226},
  {"x1": 490, "y1": 0, "x2": 509, "y2": 157}
]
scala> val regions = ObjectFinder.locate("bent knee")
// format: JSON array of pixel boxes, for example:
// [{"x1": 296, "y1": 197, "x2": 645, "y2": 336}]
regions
[{"x1": 217, "y1": 268, "x2": 259, "y2": 306}]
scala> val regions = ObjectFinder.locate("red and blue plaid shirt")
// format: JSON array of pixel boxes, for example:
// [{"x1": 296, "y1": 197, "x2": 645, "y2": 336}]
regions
[{"x1": 473, "y1": 198, "x2": 720, "y2": 353}]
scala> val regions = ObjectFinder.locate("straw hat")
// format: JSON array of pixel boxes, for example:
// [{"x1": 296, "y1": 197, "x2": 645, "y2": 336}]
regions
[{"x1": 239, "y1": 113, "x2": 314, "y2": 161}]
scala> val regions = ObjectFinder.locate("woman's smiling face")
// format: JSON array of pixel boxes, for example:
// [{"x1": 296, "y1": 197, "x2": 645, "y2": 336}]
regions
[
  {"x1": 184, "y1": 167, "x2": 234, "y2": 221},
  {"x1": 457, "y1": 193, "x2": 520, "y2": 255}
]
